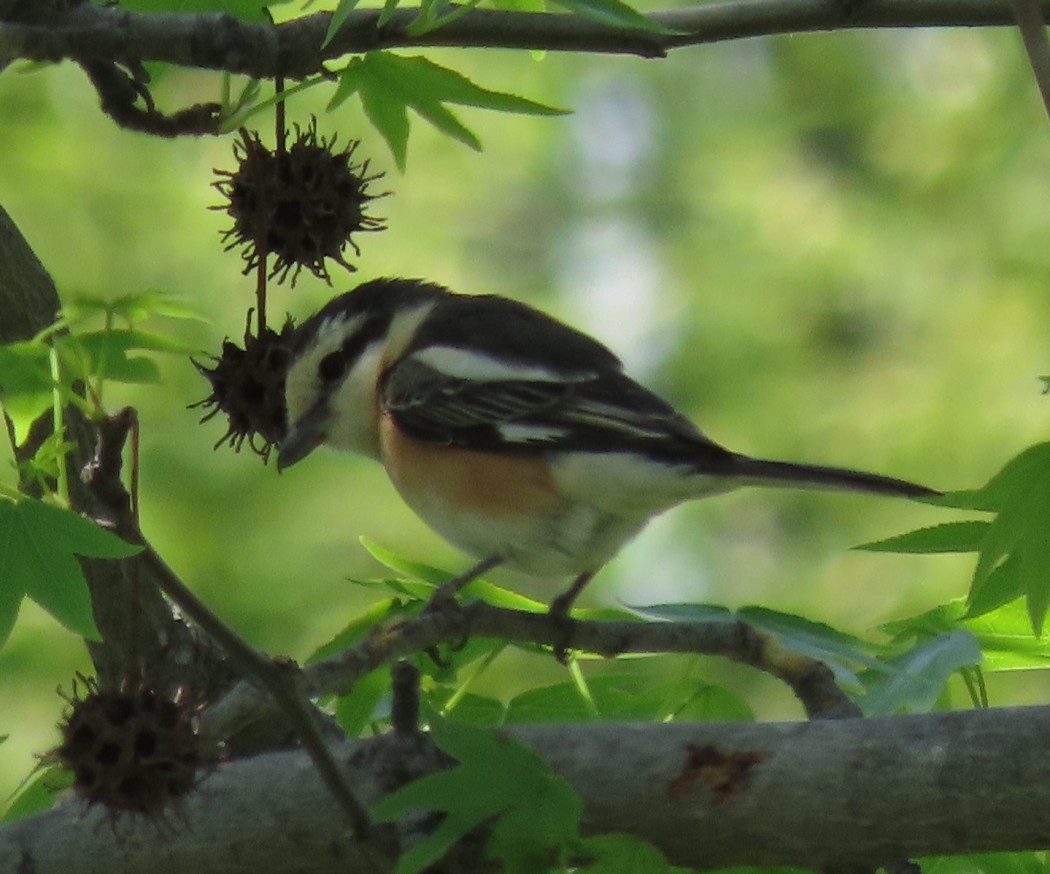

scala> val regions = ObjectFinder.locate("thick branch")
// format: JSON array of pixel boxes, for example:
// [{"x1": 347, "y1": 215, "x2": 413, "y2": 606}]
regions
[
  {"x1": 4, "y1": 707, "x2": 1050, "y2": 873},
  {"x1": 0, "y1": 0, "x2": 1047, "y2": 79},
  {"x1": 0, "y1": 206, "x2": 61, "y2": 346}
]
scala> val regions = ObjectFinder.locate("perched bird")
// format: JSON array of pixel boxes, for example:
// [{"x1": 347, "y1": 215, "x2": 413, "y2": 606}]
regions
[{"x1": 278, "y1": 278, "x2": 937, "y2": 610}]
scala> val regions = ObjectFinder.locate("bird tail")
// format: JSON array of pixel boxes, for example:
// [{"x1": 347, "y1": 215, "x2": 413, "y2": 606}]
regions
[{"x1": 728, "y1": 454, "x2": 939, "y2": 499}]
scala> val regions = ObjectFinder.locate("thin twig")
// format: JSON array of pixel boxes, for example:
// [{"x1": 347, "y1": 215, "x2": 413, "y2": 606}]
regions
[
  {"x1": 78, "y1": 59, "x2": 221, "y2": 136},
  {"x1": 137, "y1": 544, "x2": 383, "y2": 850}
]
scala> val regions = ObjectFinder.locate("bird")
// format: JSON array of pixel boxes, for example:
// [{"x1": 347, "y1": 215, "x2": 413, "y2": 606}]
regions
[{"x1": 278, "y1": 277, "x2": 938, "y2": 612}]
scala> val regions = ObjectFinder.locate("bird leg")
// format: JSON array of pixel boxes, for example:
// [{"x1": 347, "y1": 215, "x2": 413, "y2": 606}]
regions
[
  {"x1": 547, "y1": 571, "x2": 596, "y2": 663},
  {"x1": 422, "y1": 556, "x2": 504, "y2": 659},
  {"x1": 549, "y1": 571, "x2": 595, "y2": 619},
  {"x1": 425, "y1": 554, "x2": 504, "y2": 609}
]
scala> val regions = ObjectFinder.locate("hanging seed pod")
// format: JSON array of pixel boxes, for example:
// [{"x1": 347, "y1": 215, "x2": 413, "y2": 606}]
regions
[
  {"x1": 191, "y1": 319, "x2": 295, "y2": 461},
  {"x1": 50, "y1": 674, "x2": 208, "y2": 818},
  {"x1": 213, "y1": 120, "x2": 387, "y2": 285}
]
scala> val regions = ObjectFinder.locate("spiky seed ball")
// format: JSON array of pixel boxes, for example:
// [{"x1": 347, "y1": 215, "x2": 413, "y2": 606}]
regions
[
  {"x1": 192, "y1": 321, "x2": 294, "y2": 461},
  {"x1": 51, "y1": 675, "x2": 206, "y2": 817},
  {"x1": 213, "y1": 121, "x2": 386, "y2": 285}
]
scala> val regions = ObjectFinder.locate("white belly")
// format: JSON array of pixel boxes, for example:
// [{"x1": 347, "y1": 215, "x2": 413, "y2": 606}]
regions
[
  {"x1": 379, "y1": 419, "x2": 661, "y2": 576},
  {"x1": 399, "y1": 488, "x2": 649, "y2": 577}
]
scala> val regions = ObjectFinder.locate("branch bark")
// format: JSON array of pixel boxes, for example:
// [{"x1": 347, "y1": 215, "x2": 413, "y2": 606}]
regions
[
  {"x1": 0, "y1": 0, "x2": 1047, "y2": 80},
  {"x1": 201, "y1": 599, "x2": 861, "y2": 755},
  {"x1": 4, "y1": 707, "x2": 1050, "y2": 873}
]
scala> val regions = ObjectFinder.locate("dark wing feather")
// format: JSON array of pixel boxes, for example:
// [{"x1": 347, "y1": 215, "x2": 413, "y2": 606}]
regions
[
  {"x1": 382, "y1": 354, "x2": 736, "y2": 468},
  {"x1": 382, "y1": 357, "x2": 574, "y2": 445}
]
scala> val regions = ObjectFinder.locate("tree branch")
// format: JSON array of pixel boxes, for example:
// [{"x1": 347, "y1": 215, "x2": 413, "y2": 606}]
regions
[
  {"x1": 201, "y1": 599, "x2": 860, "y2": 749},
  {"x1": 5, "y1": 707, "x2": 1050, "y2": 873},
  {"x1": 310, "y1": 601, "x2": 861, "y2": 718},
  {"x1": 0, "y1": 0, "x2": 1047, "y2": 81}
]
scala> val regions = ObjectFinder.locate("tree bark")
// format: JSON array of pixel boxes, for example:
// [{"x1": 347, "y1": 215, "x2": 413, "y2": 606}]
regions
[
  {"x1": 2, "y1": 707, "x2": 1049, "y2": 873},
  {"x1": 0, "y1": 0, "x2": 1047, "y2": 79}
]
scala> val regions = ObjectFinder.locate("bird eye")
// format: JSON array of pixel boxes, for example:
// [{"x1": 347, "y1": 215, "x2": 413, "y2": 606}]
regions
[{"x1": 318, "y1": 352, "x2": 346, "y2": 384}]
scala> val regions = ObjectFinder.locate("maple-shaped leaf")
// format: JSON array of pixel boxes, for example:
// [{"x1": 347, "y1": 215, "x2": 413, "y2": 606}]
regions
[
  {"x1": 373, "y1": 716, "x2": 581, "y2": 874},
  {"x1": 329, "y1": 53, "x2": 567, "y2": 170},
  {"x1": 859, "y1": 443, "x2": 1050, "y2": 637},
  {"x1": 0, "y1": 498, "x2": 141, "y2": 648}
]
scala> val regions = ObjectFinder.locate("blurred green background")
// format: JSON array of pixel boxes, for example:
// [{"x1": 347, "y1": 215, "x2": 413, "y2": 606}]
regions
[{"x1": 2, "y1": 22, "x2": 1050, "y2": 799}]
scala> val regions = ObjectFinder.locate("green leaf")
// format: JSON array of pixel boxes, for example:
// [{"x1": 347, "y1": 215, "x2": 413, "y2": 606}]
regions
[
  {"x1": 489, "y1": 0, "x2": 546, "y2": 9},
  {"x1": 307, "y1": 596, "x2": 412, "y2": 661},
  {"x1": 374, "y1": 717, "x2": 581, "y2": 874},
  {"x1": 378, "y1": 52, "x2": 565, "y2": 115},
  {"x1": 0, "y1": 498, "x2": 141, "y2": 645},
  {"x1": 711, "y1": 868, "x2": 810, "y2": 874},
  {"x1": 860, "y1": 631, "x2": 982, "y2": 716},
  {"x1": 60, "y1": 291, "x2": 206, "y2": 328},
  {"x1": 434, "y1": 691, "x2": 506, "y2": 727},
  {"x1": 422, "y1": 636, "x2": 509, "y2": 686},
  {"x1": 969, "y1": 452, "x2": 1050, "y2": 633},
  {"x1": 334, "y1": 668, "x2": 390, "y2": 736},
  {"x1": 0, "y1": 342, "x2": 52, "y2": 399},
  {"x1": 957, "y1": 443, "x2": 1050, "y2": 512},
  {"x1": 625, "y1": 602, "x2": 736, "y2": 623},
  {"x1": 963, "y1": 600, "x2": 1050, "y2": 672},
  {"x1": 507, "y1": 675, "x2": 649, "y2": 723},
  {"x1": 348, "y1": 574, "x2": 436, "y2": 601},
  {"x1": 58, "y1": 328, "x2": 191, "y2": 385},
  {"x1": 672, "y1": 683, "x2": 754, "y2": 722},
  {"x1": 358, "y1": 536, "x2": 455, "y2": 587},
  {"x1": 329, "y1": 53, "x2": 567, "y2": 170},
  {"x1": 856, "y1": 520, "x2": 990, "y2": 553},
  {"x1": 408, "y1": 0, "x2": 446, "y2": 32},
  {"x1": 322, "y1": 0, "x2": 363, "y2": 48},
  {"x1": 631, "y1": 602, "x2": 883, "y2": 688},
  {"x1": 922, "y1": 851, "x2": 1048, "y2": 874},
  {"x1": 2, "y1": 765, "x2": 72, "y2": 823},
  {"x1": 549, "y1": 0, "x2": 674, "y2": 33},
  {"x1": 404, "y1": 0, "x2": 481, "y2": 36},
  {"x1": 863, "y1": 445, "x2": 1050, "y2": 636},
  {"x1": 966, "y1": 554, "x2": 1024, "y2": 618},
  {"x1": 880, "y1": 599, "x2": 1050, "y2": 673},
  {"x1": 116, "y1": 0, "x2": 277, "y2": 21},
  {"x1": 738, "y1": 605, "x2": 886, "y2": 675},
  {"x1": 377, "y1": 0, "x2": 402, "y2": 26},
  {"x1": 0, "y1": 341, "x2": 53, "y2": 443},
  {"x1": 0, "y1": 551, "x2": 23, "y2": 649},
  {"x1": 358, "y1": 537, "x2": 545, "y2": 611},
  {"x1": 409, "y1": 95, "x2": 481, "y2": 151},
  {"x1": 578, "y1": 833, "x2": 692, "y2": 874},
  {"x1": 364, "y1": 98, "x2": 410, "y2": 172}
]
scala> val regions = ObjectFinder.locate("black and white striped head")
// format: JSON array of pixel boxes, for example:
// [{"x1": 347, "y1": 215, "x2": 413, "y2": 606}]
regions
[{"x1": 278, "y1": 279, "x2": 447, "y2": 468}]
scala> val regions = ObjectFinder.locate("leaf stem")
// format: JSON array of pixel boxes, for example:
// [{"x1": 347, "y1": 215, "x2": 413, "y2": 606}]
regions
[
  {"x1": 219, "y1": 75, "x2": 326, "y2": 133},
  {"x1": 567, "y1": 658, "x2": 599, "y2": 717},
  {"x1": 440, "y1": 643, "x2": 504, "y2": 715},
  {"x1": 48, "y1": 344, "x2": 69, "y2": 504}
]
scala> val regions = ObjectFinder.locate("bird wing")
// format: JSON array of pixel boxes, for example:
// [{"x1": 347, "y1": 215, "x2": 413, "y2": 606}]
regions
[{"x1": 381, "y1": 348, "x2": 730, "y2": 464}]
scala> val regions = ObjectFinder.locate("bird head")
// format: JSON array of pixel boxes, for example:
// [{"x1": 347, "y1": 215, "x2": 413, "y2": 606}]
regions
[{"x1": 277, "y1": 278, "x2": 443, "y2": 469}]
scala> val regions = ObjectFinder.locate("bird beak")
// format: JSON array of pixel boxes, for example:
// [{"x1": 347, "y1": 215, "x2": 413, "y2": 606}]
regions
[{"x1": 277, "y1": 405, "x2": 326, "y2": 471}]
